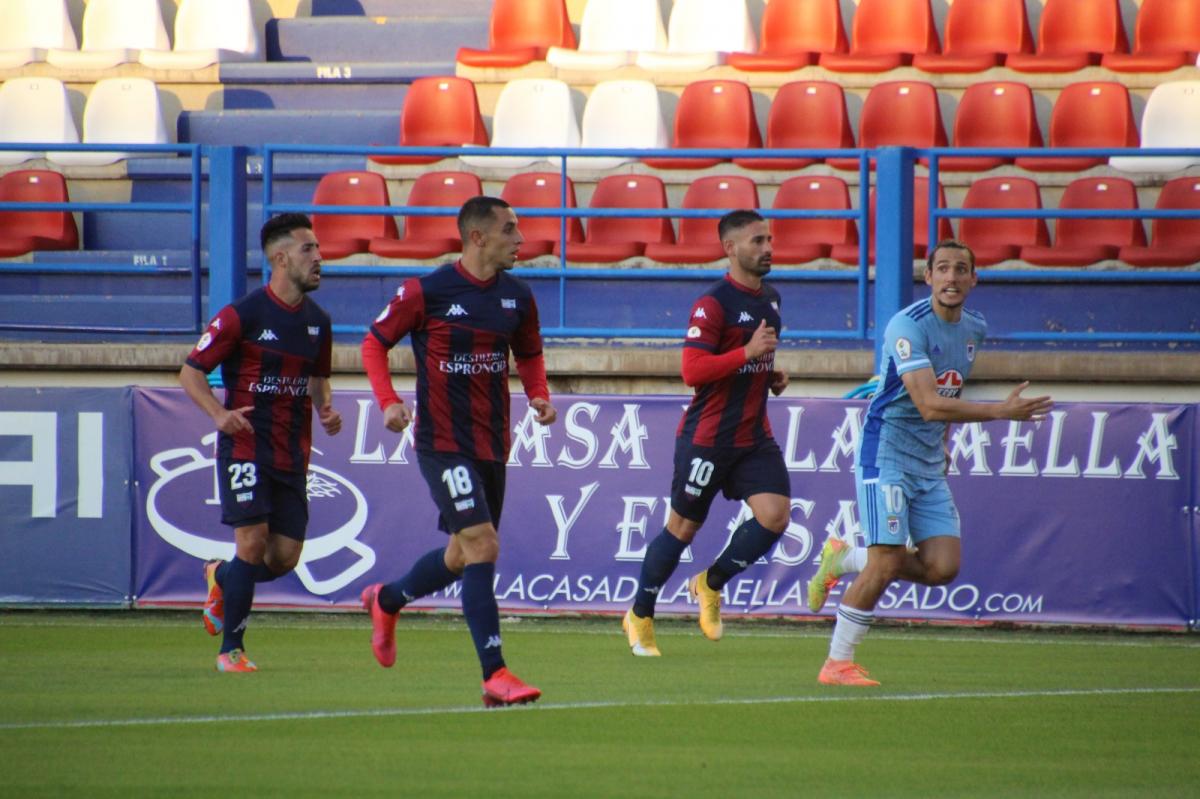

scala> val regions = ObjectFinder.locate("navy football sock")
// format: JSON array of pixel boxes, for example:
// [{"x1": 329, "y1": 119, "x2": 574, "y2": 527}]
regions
[
  {"x1": 707, "y1": 517, "x2": 781, "y2": 590},
  {"x1": 252, "y1": 562, "x2": 281, "y2": 583},
  {"x1": 214, "y1": 560, "x2": 228, "y2": 586},
  {"x1": 220, "y1": 556, "x2": 257, "y2": 654},
  {"x1": 632, "y1": 528, "x2": 688, "y2": 619},
  {"x1": 379, "y1": 547, "x2": 459, "y2": 614},
  {"x1": 461, "y1": 562, "x2": 505, "y2": 680}
]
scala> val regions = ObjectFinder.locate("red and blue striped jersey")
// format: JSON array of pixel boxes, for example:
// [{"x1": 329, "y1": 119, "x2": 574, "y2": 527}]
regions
[
  {"x1": 368, "y1": 261, "x2": 546, "y2": 462},
  {"x1": 677, "y1": 275, "x2": 782, "y2": 448},
  {"x1": 186, "y1": 285, "x2": 332, "y2": 472}
]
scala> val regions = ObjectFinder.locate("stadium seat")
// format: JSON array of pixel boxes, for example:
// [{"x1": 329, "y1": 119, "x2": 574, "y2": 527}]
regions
[
  {"x1": 770, "y1": 176, "x2": 857, "y2": 264},
  {"x1": 546, "y1": 0, "x2": 666, "y2": 71},
  {"x1": 1020, "y1": 178, "x2": 1146, "y2": 266},
  {"x1": 819, "y1": 0, "x2": 939, "y2": 73},
  {"x1": 1118, "y1": 178, "x2": 1200, "y2": 267},
  {"x1": 1103, "y1": 0, "x2": 1200, "y2": 72},
  {"x1": 47, "y1": 78, "x2": 168, "y2": 167},
  {"x1": 554, "y1": 175, "x2": 674, "y2": 262},
  {"x1": 728, "y1": 0, "x2": 848, "y2": 72},
  {"x1": 912, "y1": 0, "x2": 1034, "y2": 73},
  {"x1": 635, "y1": 0, "x2": 757, "y2": 72},
  {"x1": 0, "y1": 169, "x2": 79, "y2": 257},
  {"x1": 831, "y1": 178, "x2": 952, "y2": 264},
  {"x1": 499, "y1": 172, "x2": 584, "y2": 260},
  {"x1": 575, "y1": 80, "x2": 668, "y2": 170},
  {"x1": 368, "y1": 172, "x2": 481, "y2": 260},
  {"x1": 734, "y1": 81, "x2": 854, "y2": 171},
  {"x1": 138, "y1": 0, "x2": 261, "y2": 70},
  {"x1": 310, "y1": 171, "x2": 398, "y2": 261},
  {"x1": 1005, "y1": 0, "x2": 1128, "y2": 73},
  {"x1": 828, "y1": 81, "x2": 946, "y2": 170},
  {"x1": 46, "y1": 0, "x2": 169, "y2": 69},
  {"x1": 1110, "y1": 81, "x2": 1200, "y2": 173},
  {"x1": 1015, "y1": 82, "x2": 1138, "y2": 172},
  {"x1": 0, "y1": 0, "x2": 76, "y2": 69},
  {"x1": 644, "y1": 176, "x2": 759, "y2": 264},
  {"x1": 369, "y1": 77, "x2": 488, "y2": 166},
  {"x1": 459, "y1": 79, "x2": 579, "y2": 169},
  {"x1": 958, "y1": 178, "x2": 1050, "y2": 266},
  {"x1": 940, "y1": 81, "x2": 1043, "y2": 172},
  {"x1": 0, "y1": 77, "x2": 78, "y2": 166},
  {"x1": 642, "y1": 80, "x2": 761, "y2": 170},
  {"x1": 456, "y1": 0, "x2": 575, "y2": 67}
]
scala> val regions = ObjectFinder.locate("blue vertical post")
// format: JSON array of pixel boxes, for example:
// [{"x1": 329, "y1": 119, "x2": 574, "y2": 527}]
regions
[
  {"x1": 207, "y1": 145, "x2": 247, "y2": 314},
  {"x1": 873, "y1": 146, "x2": 916, "y2": 370}
]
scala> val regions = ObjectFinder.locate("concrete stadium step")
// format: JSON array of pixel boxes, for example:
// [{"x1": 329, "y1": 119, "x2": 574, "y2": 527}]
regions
[
  {"x1": 265, "y1": 16, "x2": 487, "y2": 63},
  {"x1": 178, "y1": 109, "x2": 400, "y2": 147},
  {"x1": 310, "y1": 0, "x2": 493, "y2": 15}
]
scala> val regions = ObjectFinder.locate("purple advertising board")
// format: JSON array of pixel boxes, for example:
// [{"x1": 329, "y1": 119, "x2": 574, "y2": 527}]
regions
[{"x1": 130, "y1": 388, "x2": 1197, "y2": 629}]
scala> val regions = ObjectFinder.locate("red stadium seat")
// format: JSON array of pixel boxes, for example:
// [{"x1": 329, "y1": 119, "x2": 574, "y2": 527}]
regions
[
  {"x1": 1103, "y1": 0, "x2": 1200, "y2": 72},
  {"x1": 643, "y1": 80, "x2": 762, "y2": 170},
  {"x1": 1119, "y1": 178, "x2": 1200, "y2": 267},
  {"x1": 368, "y1": 172, "x2": 481, "y2": 260},
  {"x1": 728, "y1": 0, "x2": 847, "y2": 72},
  {"x1": 819, "y1": 0, "x2": 939, "y2": 73},
  {"x1": 369, "y1": 77, "x2": 487, "y2": 166},
  {"x1": 958, "y1": 177, "x2": 1050, "y2": 266},
  {"x1": 941, "y1": 81, "x2": 1043, "y2": 172},
  {"x1": 499, "y1": 172, "x2": 584, "y2": 261},
  {"x1": 643, "y1": 176, "x2": 759, "y2": 264},
  {"x1": 734, "y1": 81, "x2": 853, "y2": 170},
  {"x1": 310, "y1": 171, "x2": 397, "y2": 261},
  {"x1": 828, "y1": 81, "x2": 946, "y2": 170},
  {"x1": 0, "y1": 169, "x2": 78, "y2": 257},
  {"x1": 456, "y1": 0, "x2": 576, "y2": 68},
  {"x1": 770, "y1": 176, "x2": 856, "y2": 264},
  {"x1": 1015, "y1": 82, "x2": 1138, "y2": 172},
  {"x1": 1020, "y1": 177, "x2": 1146, "y2": 266},
  {"x1": 831, "y1": 178, "x2": 951, "y2": 264},
  {"x1": 1005, "y1": 0, "x2": 1128, "y2": 73},
  {"x1": 555, "y1": 175, "x2": 674, "y2": 263},
  {"x1": 912, "y1": 0, "x2": 1034, "y2": 73}
]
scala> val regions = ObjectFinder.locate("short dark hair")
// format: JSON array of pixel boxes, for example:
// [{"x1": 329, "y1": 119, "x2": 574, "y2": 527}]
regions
[
  {"x1": 457, "y1": 196, "x2": 511, "y2": 240},
  {"x1": 717, "y1": 209, "x2": 765, "y2": 242},
  {"x1": 927, "y1": 239, "x2": 976, "y2": 272},
  {"x1": 260, "y1": 213, "x2": 312, "y2": 252}
]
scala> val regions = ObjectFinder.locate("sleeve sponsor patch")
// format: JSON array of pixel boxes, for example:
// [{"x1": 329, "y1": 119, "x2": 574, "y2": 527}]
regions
[
  {"x1": 895, "y1": 337, "x2": 912, "y2": 360},
  {"x1": 195, "y1": 331, "x2": 213, "y2": 351},
  {"x1": 375, "y1": 306, "x2": 390, "y2": 323},
  {"x1": 687, "y1": 325, "x2": 702, "y2": 339}
]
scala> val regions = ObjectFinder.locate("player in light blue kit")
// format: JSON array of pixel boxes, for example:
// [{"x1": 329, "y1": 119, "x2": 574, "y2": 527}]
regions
[{"x1": 814, "y1": 240, "x2": 1053, "y2": 686}]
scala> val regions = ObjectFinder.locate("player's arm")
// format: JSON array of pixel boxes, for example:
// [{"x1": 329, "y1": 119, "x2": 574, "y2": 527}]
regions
[
  {"x1": 180, "y1": 308, "x2": 251, "y2": 434},
  {"x1": 310, "y1": 317, "x2": 341, "y2": 435},
  {"x1": 513, "y1": 295, "x2": 556, "y2": 426},
  {"x1": 902, "y1": 368, "x2": 1053, "y2": 423},
  {"x1": 362, "y1": 279, "x2": 423, "y2": 433},
  {"x1": 179, "y1": 363, "x2": 252, "y2": 435}
]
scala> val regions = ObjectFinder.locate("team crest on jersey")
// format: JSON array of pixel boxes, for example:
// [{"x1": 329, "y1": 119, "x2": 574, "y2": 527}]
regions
[
  {"x1": 307, "y1": 326, "x2": 320, "y2": 338},
  {"x1": 936, "y1": 369, "x2": 964, "y2": 397},
  {"x1": 966, "y1": 341, "x2": 976, "y2": 361},
  {"x1": 887, "y1": 516, "x2": 900, "y2": 534},
  {"x1": 771, "y1": 301, "x2": 779, "y2": 311},
  {"x1": 196, "y1": 331, "x2": 213, "y2": 351},
  {"x1": 501, "y1": 298, "x2": 517, "y2": 309},
  {"x1": 687, "y1": 325, "x2": 702, "y2": 339},
  {"x1": 896, "y1": 337, "x2": 912, "y2": 360}
]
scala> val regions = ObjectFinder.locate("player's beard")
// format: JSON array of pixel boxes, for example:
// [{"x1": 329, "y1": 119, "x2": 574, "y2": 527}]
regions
[{"x1": 744, "y1": 256, "x2": 772, "y2": 276}]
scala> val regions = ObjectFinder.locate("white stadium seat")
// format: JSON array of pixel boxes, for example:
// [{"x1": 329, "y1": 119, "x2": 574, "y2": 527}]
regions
[
  {"x1": 49, "y1": 78, "x2": 170, "y2": 167},
  {"x1": 0, "y1": 77, "x2": 78, "y2": 166},
  {"x1": 459, "y1": 79, "x2": 580, "y2": 169},
  {"x1": 46, "y1": 0, "x2": 169, "y2": 70},
  {"x1": 0, "y1": 0, "x2": 76, "y2": 69},
  {"x1": 1110, "y1": 81, "x2": 1200, "y2": 174},
  {"x1": 575, "y1": 80, "x2": 668, "y2": 170},
  {"x1": 635, "y1": 0, "x2": 757, "y2": 72},
  {"x1": 139, "y1": 0, "x2": 262, "y2": 70},
  {"x1": 546, "y1": 0, "x2": 667, "y2": 71}
]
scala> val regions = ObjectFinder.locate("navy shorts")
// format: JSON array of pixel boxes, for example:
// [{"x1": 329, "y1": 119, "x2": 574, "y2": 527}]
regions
[
  {"x1": 417, "y1": 451, "x2": 506, "y2": 534},
  {"x1": 670, "y1": 437, "x2": 791, "y2": 524},
  {"x1": 217, "y1": 458, "x2": 309, "y2": 540}
]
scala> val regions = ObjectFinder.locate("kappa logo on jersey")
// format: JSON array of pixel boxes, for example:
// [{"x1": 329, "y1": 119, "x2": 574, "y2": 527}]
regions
[
  {"x1": 896, "y1": 337, "x2": 912, "y2": 360},
  {"x1": 447, "y1": 304, "x2": 468, "y2": 317},
  {"x1": 396, "y1": 285, "x2": 405, "y2": 298},
  {"x1": 211, "y1": 318, "x2": 221, "y2": 330},
  {"x1": 257, "y1": 329, "x2": 279, "y2": 342},
  {"x1": 693, "y1": 307, "x2": 707, "y2": 319},
  {"x1": 501, "y1": 298, "x2": 516, "y2": 309},
  {"x1": 738, "y1": 311, "x2": 753, "y2": 323},
  {"x1": 936, "y1": 369, "x2": 964, "y2": 397},
  {"x1": 687, "y1": 325, "x2": 702, "y2": 339},
  {"x1": 195, "y1": 331, "x2": 213, "y2": 351},
  {"x1": 966, "y1": 341, "x2": 977, "y2": 361}
]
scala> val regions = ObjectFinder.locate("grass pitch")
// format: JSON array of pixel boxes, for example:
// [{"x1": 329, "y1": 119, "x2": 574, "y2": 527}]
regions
[{"x1": 1, "y1": 611, "x2": 1198, "y2": 798}]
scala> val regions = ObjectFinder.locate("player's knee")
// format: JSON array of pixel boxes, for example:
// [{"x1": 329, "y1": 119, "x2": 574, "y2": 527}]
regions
[
  {"x1": 754, "y1": 509, "x2": 789, "y2": 535},
  {"x1": 925, "y1": 562, "x2": 959, "y2": 585},
  {"x1": 266, "y1": 550, "x2": 300, "y2": 575}
]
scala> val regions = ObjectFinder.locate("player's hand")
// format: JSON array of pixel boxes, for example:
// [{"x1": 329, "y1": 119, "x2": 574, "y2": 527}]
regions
[
  {"x1": 383, "y1": 401, "x2": 412, "y2": 433},
  {"x1": 215, "y1": 405, "x2": 254, "y2": 435},
  {"x1": 744, "y1": 319, "x2": 779, "y2": 360},
  {"x1": 769, "y1": 370, "x2": 789, "y2": 396},
  {"x1": 318, "y1": 403, "x2": 342, "y2": 436},
  {"x1": 998, "y1": 381, "x2": 1053, "y2": 421},
  {"x1": 530, "y1": 397, "x2": 557, "y2": 425}
]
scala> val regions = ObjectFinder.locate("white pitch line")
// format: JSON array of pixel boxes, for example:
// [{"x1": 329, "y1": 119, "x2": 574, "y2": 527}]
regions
[{"x1": 2, "y1": 686, "x2": 1197, "y2": 732}]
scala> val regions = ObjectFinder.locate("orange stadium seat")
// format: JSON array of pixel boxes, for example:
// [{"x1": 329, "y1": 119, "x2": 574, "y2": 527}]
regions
[
  {"x1": 1103, "y1": 0, "x2": 1200, "y2": 72},
  {"x1": 958, "y1": 177, "x2": 1050, "y2": 266},
  {"x1": 1021, "y1": 177, "x2": 1146, "y2": 266},
  {"x1": 368, "y1": 77, "x2": 487, "y2": 166},
  {"x1": 1005, "y1": 0, "x2": 1128, "y2": 73},
  {"x1": 819, "y1": 0, "x2": 939, "y2": 73},
  {"x1": 500, "y1": 172, "x2": 584, "y2": 260},
  {"x1": 1015, "y1": 82, "x2": 1138, "y2": 172},
  {"x1": 1119, "y1": 178, "x2": 1200, "y2": 267},
  {"x1": 734, "y1": 81, "x2": 853, "y2": 170},
  {"x1": 555, "y1": 175, "x2": 674, "y2": 263},
  {"x1": 642, "y1": 80, "x2": 761, "y2": 170},
  {"x1": 831, "y1": 178, "x2": 951, "y2": 264},
  {"x1": 728, "y1": 0, "x2": 848, "y2": 72},
  {"x1": 770, "y1": 176, "x2": 857, "y2": 264},
  {"x1": 310, "y1": 171, "x2": 397, "y2": 261},
  {"x1": 828, "y1": 81, "x2": 946, "y2": 170},
  {"x1": 456, "y1": 0, "x2": 575, "y2": 68},
  {"x1": 0, "y1": 169, "x2": 78, "y2": 257},
  {"x1": 643, "y1": 176, "x2": 759, "y2": 264},
  {"x1": 912, "y1": 0, "x2": 1034, "y2": 73},
  {"x1": 368, "y1": 172, "x2": 481, "y2": 260},
  {"x1": 940, "y1": 81, "x2": 1043, "y2": 172}
]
